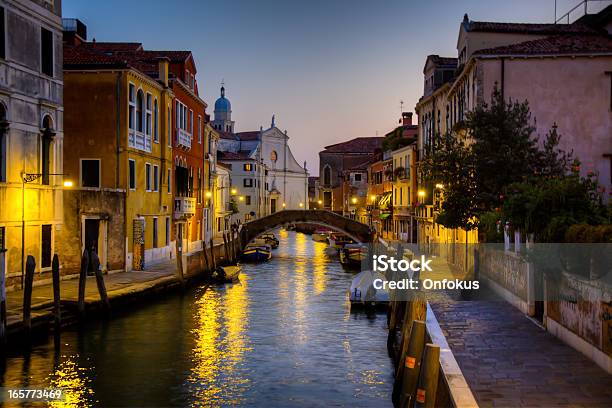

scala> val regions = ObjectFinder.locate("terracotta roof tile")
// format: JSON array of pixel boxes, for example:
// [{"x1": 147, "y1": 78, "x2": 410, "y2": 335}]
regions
[
  {"x1": 322, "y1": 137, "x2": 383, "y2": 153},
  {"x1": 474, "y1": 34, "x2": 612, "y2": 56},
  {"x1": 218, "y1": 150, "x2": 252, "y2": 161},
  {"x1": 234, "y1": 131, "x2": 261, "y2": 141},
  {"x1": 466, "y1": 21, "x2": 600, "y2": 35}
]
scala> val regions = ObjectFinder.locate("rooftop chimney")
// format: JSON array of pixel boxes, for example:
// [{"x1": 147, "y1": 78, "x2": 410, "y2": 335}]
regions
[
  {"x1": 62, "y1": 18, "x2": 87, "y2": 46},
  {"x1": 158, "y1": 57, "x2": 170, "y2": 88},
  {"x1": 402, "y1": 112, "x2": 413, "y2": 126}
]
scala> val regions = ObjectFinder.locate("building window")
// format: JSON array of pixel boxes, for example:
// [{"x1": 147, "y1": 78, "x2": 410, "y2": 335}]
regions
[
  {"x1": 128, "y1": 159, "x2": 136, "y2": 190},
  {"x1": 136, "y1": 90, "x2": 144, "y2": 132},
  {"x1": 167, "y1": 106, "x2": 172, "y2": 146},
  {"x1": 128, "y1": 84, "x2": 136, "y2": 130},
  {"x1": 81, "y1": 159, "x2": 100, "y2": 188},
  {"x1": 145, "y1": 163, "x2": 151, "y2": 191},
  {"x1": 245, "y1": 195, "x2": 251, "y2": 205},
  {"x1": 167, "y1": 169, "x2": 171, "y2": 194},
  {"x1": 153, "y1": 99, "x2": 158, "y2": 142},
  {"x1": 165, "y1": 217, "x2": 170, "y2": 246},
  {"x1": 197, "y1": 115, "x2": 202, "y2": 143},
  {"x1": 0, "y1": 104, "x2": 6, "y2": 183},
  {"x1": 41, "y1": 27, "x2": 53, "y2": 77},
  {"x1": 153, "y1": 165, "x2": 159, "y2": 192},
  {"x1": 41, "y1": 224, "x2": 52, "y2": 269},
  {"x1": 146, "y1": 93, "x2": 152, "y2": 136},
  {"x1": 323, "y1": 165, "x2": 331, "y2": 186},
  {"x1": 244, "y1": 178, "x2": 253, "y2": 187},
  {"x1": 244, "y1": 163, "x2": 253, "y2": 171},
  {"x1": 189, "y1": 110, "x2": 194, "y2": 135},
  {"x1": 0, "y1": 7, "x2": 5, "y2": 60},
  {"x1": 354, "y1": 173, "x2": 361, "y2": 182},
  {"x1": 152, "y1": 217, "x2": 158, "y2": 249},
  {"x1": 197, "y1": 168, "x2": 202, "y2": 204},
  {"x1": 0, "y1": 226, "x2": 5, "y2": 251},
  {"x1": 176, "y1": 101, "x2": 188, "y2": 132}
]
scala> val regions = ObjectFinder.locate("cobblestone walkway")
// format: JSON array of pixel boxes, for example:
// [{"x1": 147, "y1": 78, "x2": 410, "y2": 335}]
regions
[{"x1": 431, "y1": 297, "x2": 612, "y2": 407}]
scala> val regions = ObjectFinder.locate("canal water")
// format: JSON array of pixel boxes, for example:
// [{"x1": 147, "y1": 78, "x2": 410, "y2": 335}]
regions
[{"x1": 0, "y1": 230, "x2": 394, "y2": 407}]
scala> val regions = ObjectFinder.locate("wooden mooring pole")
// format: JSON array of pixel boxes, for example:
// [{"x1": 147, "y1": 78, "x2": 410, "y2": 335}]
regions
[
  {"x1": 51, "y1": 254, "x2": 61, "y2": 328},
  {"x1": 202, "y1": 242, "x2": 211, "y2": 273},
  {"x1": 414, "y1": 343, "x2": 441, "y2": 408},
  {"x1": 78, "y1": 249, "x2": 89, "y2": 317},
  {"x1": 91, "y1": 251, "x2": 110, "y2": 311},
  {"x1": 209, "y1": 239, "x2": 217, "y2": 271},
  {"x1": 222, "y1": 232, "x2": 230, "y2": 263},
  {"x1": 398, "y1": 320, "x2": 427, "y2": 408},
  {"x1": 22, "y1": 255, "x2": 36, "y2": 335},
  {"x1": 175, "y1": 240, "x2": 185, "y2": 287}
]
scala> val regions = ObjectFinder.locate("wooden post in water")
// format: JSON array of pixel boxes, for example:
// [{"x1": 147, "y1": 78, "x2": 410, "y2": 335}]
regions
[
  {"x1": 399, "y1": 320, "x2": 427, "y2": 408},
  {"x1": 414, "y1": 343, "x2": 441, "y2": 408},
  {"x1": 175, "y1": 240, "x2": 184, "y2": 286},
  {"x1": 0, "y1": 249, "x2": 7, "y2": 346},
  {"x1": 202, "y1": 242, "x2": 211, "y2": 273},
  {"x1": 22, "y1": 256, "x2": 36, "y2": 334},
  {"x1": 222, "y1": 232, "x2": 229, "y2": 263},
  {"x1": 78, "y1": 249, "x2": 89, "y2": 316},
  {"x1": 51, "y1": 254, "x2": 61, "y2": 328},
  {"x1": 230, "y1": 230, "x2": 237, "y2": 264},
  {"x1": 91, "y1": 251, "x2": 110, "y2": 311},
  {"x1": 209, "y1": 239, "x2": 217, "y2": 271}
]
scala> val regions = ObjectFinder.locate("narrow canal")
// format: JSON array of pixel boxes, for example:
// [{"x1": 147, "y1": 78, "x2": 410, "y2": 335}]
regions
[{"x1": 0, "y1": 230, "x2": 394, "y2": 407}]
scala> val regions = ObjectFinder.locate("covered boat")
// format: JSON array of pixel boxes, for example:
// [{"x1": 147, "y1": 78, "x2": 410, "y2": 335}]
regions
[
  {"x1": 211, "y1": 265, "x2": 241, "y2": 284},
  {"x1": 329, "y1": 233, "x2": 354, "y2": 250},
  {"x1": 349, "y1": 270, "x2": 389, "y2": 309}
]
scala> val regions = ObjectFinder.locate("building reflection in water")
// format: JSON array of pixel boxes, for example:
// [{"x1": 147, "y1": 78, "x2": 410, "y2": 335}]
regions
[{"x1": 189, "y1": 270, "x2": 250, "y2": 406}]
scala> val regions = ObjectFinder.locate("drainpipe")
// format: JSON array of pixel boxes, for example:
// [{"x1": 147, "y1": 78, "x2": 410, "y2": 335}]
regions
[{"x1": 116, "y1": 71, "x2": 128, "y2": 271}]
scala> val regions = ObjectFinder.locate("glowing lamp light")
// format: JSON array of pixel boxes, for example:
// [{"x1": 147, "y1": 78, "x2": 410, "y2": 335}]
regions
[
  {"x1": 231, "y1": 188, "x2": 238, "y2": 195},
  {"x1": 317, "y1": 200, "x2": 322, "y2": 205},
  {"x1": 282, "y1": 202, "x2": 286, "y2": 207},
  {"x1": 435, "y1": 183, "x2": 444, "y2": 189},
  {"x1": 299, "y1": 202, "x2": 304, "y2": 207},
  {"x1": 63, "y1": 180, "x2": 74, "y2": 188},
  {"x1": 370, "y1": 195, "x2": 376, "y2": 201},
  {"x1": 351, "y1": 197, "x2": 358, "y2": 204},
  {"x1": 418, "y1": 190, "x2": 426, "y2": 197},
  {"x1": 205, "y1": 191, "x2": 212, "y2": 198},
  {"x1": 239, "y1": 196, "x2": 245, "y2": 201}
]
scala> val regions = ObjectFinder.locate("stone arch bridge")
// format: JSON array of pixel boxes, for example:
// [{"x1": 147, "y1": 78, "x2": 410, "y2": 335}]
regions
[{"x1": 239, "y1": 210, "x2": 374, "y2": 248}]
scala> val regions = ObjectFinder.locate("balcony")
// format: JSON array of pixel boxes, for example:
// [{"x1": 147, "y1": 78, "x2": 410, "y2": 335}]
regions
[
  {"x1": 128, "y1": 130, "x2": 152, "y2": 153},
  {"x1": 174, "y1": 196, "x2": 196, "y2": 219},
  {"x1": 177, "y1": 128, "x2": 192, "y2": 149}
]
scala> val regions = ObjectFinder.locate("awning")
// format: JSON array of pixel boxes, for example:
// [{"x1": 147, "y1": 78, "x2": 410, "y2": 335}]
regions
[
  {"x1": 378, "y1": 192, "x2": 392, "y2": 208},
  {"x1": 379, "y1": 213, "x2": 391, "y2": 220}
]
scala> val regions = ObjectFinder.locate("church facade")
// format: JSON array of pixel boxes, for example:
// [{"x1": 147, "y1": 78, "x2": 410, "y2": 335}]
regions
[{"x1": 213, "y1": 86, "x2": 309, "y2": 222}]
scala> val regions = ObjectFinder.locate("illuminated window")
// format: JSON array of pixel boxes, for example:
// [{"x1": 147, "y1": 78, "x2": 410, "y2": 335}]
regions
[{"x1": 244, "y1": 163, "x2": 253, "y2": 171}]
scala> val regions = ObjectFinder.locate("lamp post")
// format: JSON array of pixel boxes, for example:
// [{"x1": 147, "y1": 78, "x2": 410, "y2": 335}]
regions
[{"x1": 21, "y1": 172, "x2": 72, "y2": 288}]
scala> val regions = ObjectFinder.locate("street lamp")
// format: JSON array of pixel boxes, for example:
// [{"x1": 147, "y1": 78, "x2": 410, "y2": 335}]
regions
[
  {"x1": 21, "y1": 172, "x2": 72, "y2": 288},
  {"x1": 370, "y1": 195, "x2": 376, "y2": 202},
  {"x1": 435, "y1": 183, "x2": 444, "y2": 189},
  {"x1": 231, "y1": 188, "x2": 237, "y2": 195},
  {"x1": 317, "y1": 200, "x2": 322, "y2": 205},
  {"x1": 351, "y1": 197, "x2": 357, "y2": 204},
  {"x1": 239, "y1": 195, "x2": 245, "y2": 202},
  {"x1": 205, "y1": 191, "x2": 212, "y2": 199},
  {"x1": 299, "y1": 202, "x2": 303, "y2": 208}
]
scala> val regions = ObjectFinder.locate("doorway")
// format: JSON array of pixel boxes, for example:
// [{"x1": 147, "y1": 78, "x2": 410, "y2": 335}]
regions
[
  {"x1": 84, "y1": 219, "x2": 99, "y2": 273},
  {"x1": 271, "y1": 198, "x2": 277, "y2": 214}
]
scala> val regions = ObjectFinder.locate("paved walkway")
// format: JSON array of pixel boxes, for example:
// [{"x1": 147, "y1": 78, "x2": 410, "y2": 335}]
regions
[
  {"x1": 431, "y1": 297, "x2": 612, "y2": 407},
  {"x1": 5, "y1": 258, "x2": 178, "y2": 327}
]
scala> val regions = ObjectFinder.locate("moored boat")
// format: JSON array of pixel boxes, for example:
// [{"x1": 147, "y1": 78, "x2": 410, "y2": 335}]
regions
[
  {"x1": 259, "y1": 232, "x2": 279, "y2": 249},
  {"x1": 328, "y1": 233, "x2": 354, "y2": 250},
  {"x1": 339, "y1": 244, "x2": 368, "y2": 270},
  {"x1": 212, "y1": 265, "x2": 241, "y2": 283},
  {"x1": 349, "y1": 269, "x2": 389, "y2": 310},
  {"x1": 242, "y1": 242, "x2": 272, "y2": 262},
  {"x1": 312, "y1": 230, "x2": 330, "y2": 243}
]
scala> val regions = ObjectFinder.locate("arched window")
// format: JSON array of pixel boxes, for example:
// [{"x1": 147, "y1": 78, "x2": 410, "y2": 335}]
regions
[
  {"x1": 136, "y1": 90, "x2": 144, "y2": 132},
  {"x1": 153, "y1": 99, "x2": 158, "y2": 142},
  {"x1": 323, "y1": 165, "x2": 331, "y2": 186},
  {"x1": 41, "y1": 115, "x2": 55, "y2": 185},
  {"x1": 0, "y1": 103, "x2": 7, "y2": 183}
]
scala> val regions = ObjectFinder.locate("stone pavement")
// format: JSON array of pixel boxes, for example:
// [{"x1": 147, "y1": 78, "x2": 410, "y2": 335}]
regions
[{"x1": 431, "y1": 296, "x2": 612, "y2": 407}]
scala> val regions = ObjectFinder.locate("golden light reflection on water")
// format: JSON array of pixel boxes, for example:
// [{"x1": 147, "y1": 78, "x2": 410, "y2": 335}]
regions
[
  {"x1": 189, "y1": 273, "x2": 251, "y2": 406},
  {"x1": 293, "y1": 232, "x2": 307, "y2": 344},
  {"x1": 312, "y1": 241, "x2": 327, "y2": 296},
  {"x1": 48, "y1": 355, "x2": 95, "y2": 408}
]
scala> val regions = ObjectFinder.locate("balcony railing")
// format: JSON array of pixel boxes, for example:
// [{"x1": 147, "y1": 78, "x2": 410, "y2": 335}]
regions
[
  {"x1": 128, "y1": 130, "x2": 152, "y2": 153},
  {"x1": 174, "y1": 196, "x2": 196, "y2": 219},
  {"x1": 177, "y1": 128, "x2": 192, "y2": 149}
]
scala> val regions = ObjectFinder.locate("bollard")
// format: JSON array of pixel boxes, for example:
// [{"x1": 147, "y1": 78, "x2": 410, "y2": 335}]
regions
[
  {"x1": 209, "y1": 239, "x2": 217, "y2": 271},
  {"x1": 0, "y1": 249, "x2": 6, "y2": 346},
  {"x1": 175, "y1": 240, "x2": 185, "y2": 287},
  {"x1": 51, "y1": 254, "x2": 61, "y2": 328},
  {"x1": 22, "y1": 256, "x2": 36, "y2": 334},
  {"x1": 414, "y1": 343, "x2": 441, "y2": 408},
  {"x1": 399, "y1": 320, "x2": 427, "y2": 408},
  {"x1": 91, "y1": 251, "x2": 110, "y2": 311},
  {"x1": 78, "y1": 249, "x2": 89, "y2": 316}
]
